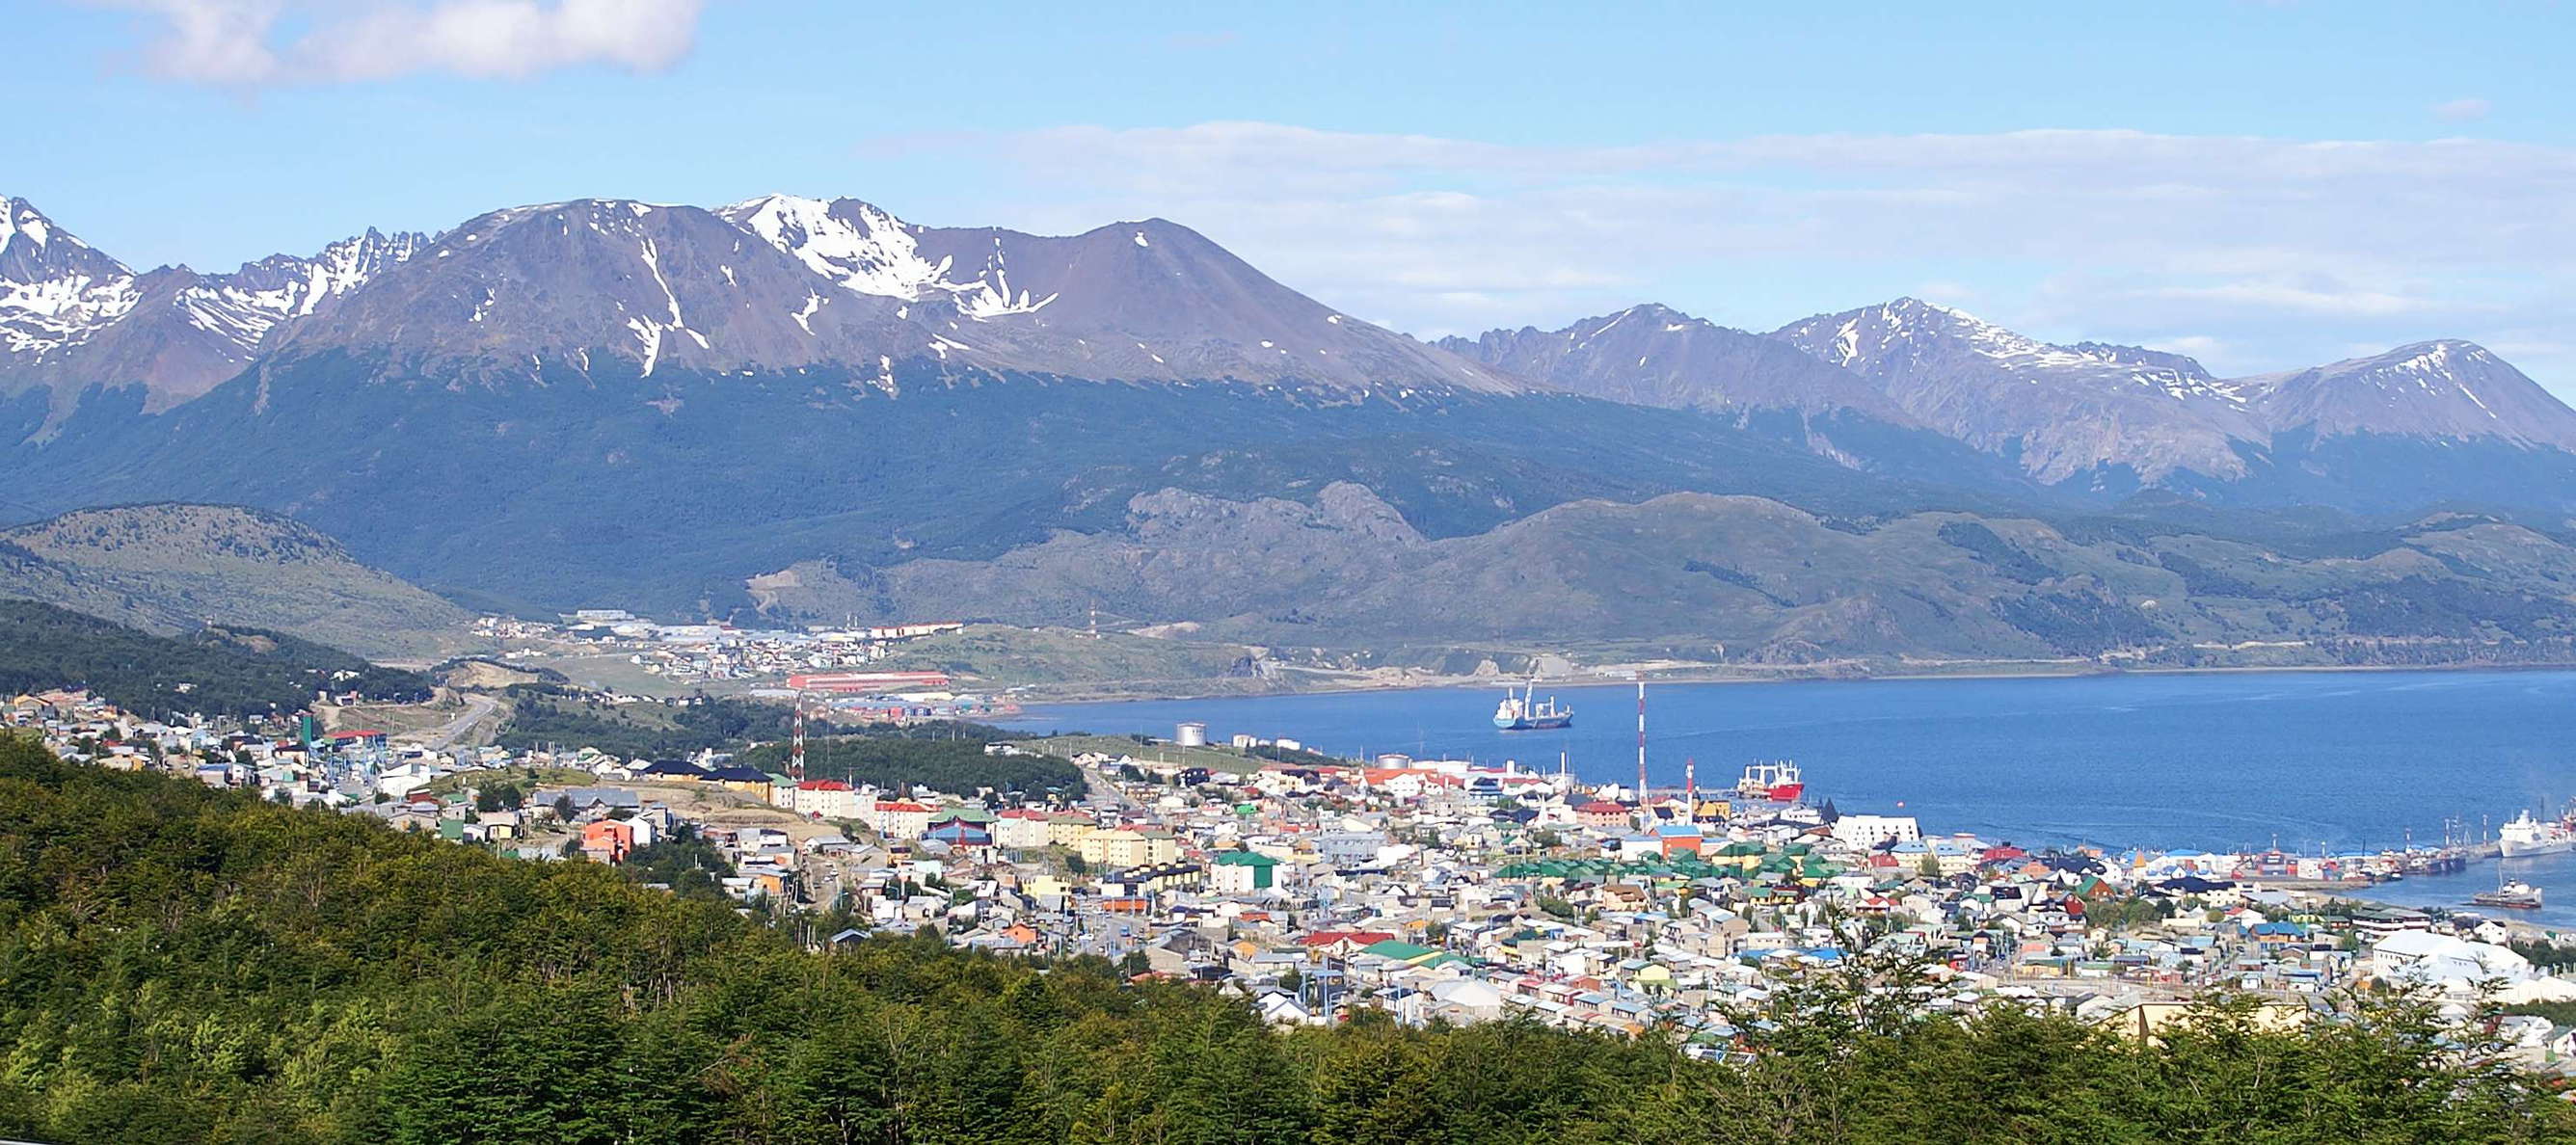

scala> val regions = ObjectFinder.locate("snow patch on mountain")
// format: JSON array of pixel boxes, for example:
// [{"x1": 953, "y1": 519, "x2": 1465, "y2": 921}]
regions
[
  {"x1": 1791, "y1": 298, "x2": 2241, "y2": 406},
  {"x1": 718, "y1": 194, "x2": 1056, "y2": 320},
  {"x1": 1770, "y1": 298, "x2": 2261, "y2": 482},
  {"x1": 2236, "y1": 338, "x2": 2576, "y2": 450},
  {"x1": 1, "y1": 197, "x2": 142, "y2": 359}
]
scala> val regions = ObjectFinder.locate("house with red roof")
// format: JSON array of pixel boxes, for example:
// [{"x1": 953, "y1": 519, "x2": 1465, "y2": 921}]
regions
[
  {"x1": 787, "y1": 779, "x2": 859, "y2": 818},
  {"x1": 1296, "y1": 930, "x2": 1398, "y2": 960},
  {"x1": 1576, "y1": 801, "x2": 1632, "y2": 830},
  {"x1": 994, "y1": 808, "x2": 1053, "y2": 849},
  {"x1": 871, "y1": 799, "x2": 931, "y2": 839}
]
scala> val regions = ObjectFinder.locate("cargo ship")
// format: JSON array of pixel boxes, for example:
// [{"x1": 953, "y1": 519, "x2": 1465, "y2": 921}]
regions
[
  {"x1": 1735, "y1": 760, "x2": 1806, "y2": 803},
  {"x1": 1492, "y1": 679, "x2": 1572, "y2": 731},
  {"x1": 2499, "y1": 809, "x2": 2576, "y2": 858}
]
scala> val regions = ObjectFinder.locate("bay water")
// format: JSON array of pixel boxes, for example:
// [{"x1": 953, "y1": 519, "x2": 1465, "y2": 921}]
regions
[{"x1": 1006, "y1": 668, "x2": 2576, "y2": 922}]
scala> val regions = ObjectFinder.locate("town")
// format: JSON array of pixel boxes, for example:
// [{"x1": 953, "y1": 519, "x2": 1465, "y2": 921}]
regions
[{"x1": 14, "y1": 682, "x2": 2576, "y2": 1071}]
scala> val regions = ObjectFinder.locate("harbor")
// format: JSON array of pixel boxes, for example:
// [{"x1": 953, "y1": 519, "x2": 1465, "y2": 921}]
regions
[{"x1": 1009, "y1": 667, "x2": 2576, "y2": 932}]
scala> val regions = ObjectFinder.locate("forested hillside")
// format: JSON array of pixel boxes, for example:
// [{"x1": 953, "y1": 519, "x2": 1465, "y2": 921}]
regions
[
  {"x1": 491, "y1": 684, "x2": 799, "y2": 759},
  {"x1": 0, "y1": 599, "x2": 432, "y2": 716},
  {"x1": 0, "y1": 737, "x2": 2567, "y2": 1143},
  {"x1": 739, "y1": 722, "x2": 1083, "y2": 796},
  {"x1": 0, "y1": 502, "x2": 479, "y2": 661}
]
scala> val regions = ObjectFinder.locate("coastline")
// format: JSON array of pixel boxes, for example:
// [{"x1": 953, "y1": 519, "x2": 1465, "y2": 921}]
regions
[{"x1": 1006, "y1": 656, "x2": 2576, "y2": 706}]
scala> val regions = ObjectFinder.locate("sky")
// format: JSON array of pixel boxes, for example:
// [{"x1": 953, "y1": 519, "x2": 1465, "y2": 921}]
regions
[{"x1": 18, "y1": 1, "x2": 2576, "y2": 391}]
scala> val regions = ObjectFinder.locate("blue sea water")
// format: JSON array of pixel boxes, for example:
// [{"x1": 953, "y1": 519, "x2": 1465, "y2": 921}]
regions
[{"x1": 1005, "y1": 669, "x2": 2576, "y2": 904}]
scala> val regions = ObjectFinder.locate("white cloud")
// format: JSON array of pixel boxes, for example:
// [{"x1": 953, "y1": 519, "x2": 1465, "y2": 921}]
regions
[
  {"x1": 86, "y1": 0, "x2": 706, "y2": 85},
  {"x1": 883, "y1": 121, "x2": 2576, "y2": 388},
  {"x1": 2132, "y1": 281, "x2": 2454, "y2": 320},
  {"x1": 2433, "y1": 97, "x2": 2492, "y2": 121}
]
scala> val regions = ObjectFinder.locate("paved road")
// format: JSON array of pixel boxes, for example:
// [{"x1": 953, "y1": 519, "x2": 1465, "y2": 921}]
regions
[
  {"x1": 1083, "y1": 764, "x2": 1141, "y2": 811},
  {"x1": 417, "y1": 694, "x2": 502, "y2": 751}
]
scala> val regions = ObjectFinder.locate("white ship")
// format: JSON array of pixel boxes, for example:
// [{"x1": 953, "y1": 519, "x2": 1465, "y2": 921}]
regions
[
  {"x1": 2498, "y1": 809, "x2": 2576, "y2": 858},
  {"x1": 2476, "y1": 879, "x2": 2545, "y2": 910},
  {"x1": 1491, "y1": 678, "x2": 1571, "y2": 731}
]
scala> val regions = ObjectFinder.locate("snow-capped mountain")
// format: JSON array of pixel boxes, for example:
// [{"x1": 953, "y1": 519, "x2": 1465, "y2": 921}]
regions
[
  {"x1": 257, "y1": 192, "x2": 1518, "y2": 394},
  {"x1": 711, "y1": 194, "x2": 1519, "y2": 392},
  {"x1": 1760, "y1": 298, "x2": 2576, "y2": 487},
  {"x1": 0, "y1": 198, "x2": 141, "y2": 368},
  {"x1": 2240, "y1": 339, "x2": 2576, "y2": 451},
  {"x1": 272, "y1": 199, "x2": 930, "y2": 383},
  {"x1": 1444, "y1": 303, "x2": 1911, "y2": 421},
  {"x1": 201, "y1": 229, "x2": 426, "y2": 347},
  {"x1": 13, "y1": 191, "x2": 2576, "y2": 519},
  {"x1": 1770, "y1": 298, "x2": 2264, "y2": 484},
  {"x1": 716, "y1": 194, "x2": 1056, "y2": 319},
  {"x1": 0, "y1": 198, "x2": 425, "y2": 412}
]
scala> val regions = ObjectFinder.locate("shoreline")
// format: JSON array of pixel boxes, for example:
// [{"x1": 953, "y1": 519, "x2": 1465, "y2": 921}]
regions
[{"x1": 1006, "y1": 657, "x2": 2576, "y2": 706}]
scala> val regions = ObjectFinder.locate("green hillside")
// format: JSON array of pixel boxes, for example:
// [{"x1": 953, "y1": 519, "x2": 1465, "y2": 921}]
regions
[
  {"x1": 0, "y1": 502, "x2": 480, "y2": 662},
  {"x1": 0, "y1": 599, "x2": 432, "y2": 717},
  {"x1": 811, "y1": 490, "x2": 2576, "y2": 670},
  {"x1": 0, "y1": 738, "x2": 2566, "y2": 1143},
  {"x1": 738, "y1": 723, "x2": 1083, "y2": 795}
]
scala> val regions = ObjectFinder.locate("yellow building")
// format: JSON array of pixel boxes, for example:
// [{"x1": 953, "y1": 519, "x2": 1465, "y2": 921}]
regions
[{"x1": 1047, "y1": 813, "x2": 1097, "y2": 847}]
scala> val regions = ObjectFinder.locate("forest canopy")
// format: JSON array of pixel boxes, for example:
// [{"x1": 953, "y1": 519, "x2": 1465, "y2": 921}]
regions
[
  {"x1": 0, "y1": 599, "x2": 431, "y2": 718},
  {"x1": 739, "y1": 722, "x2": 1082, "y2": 796}
]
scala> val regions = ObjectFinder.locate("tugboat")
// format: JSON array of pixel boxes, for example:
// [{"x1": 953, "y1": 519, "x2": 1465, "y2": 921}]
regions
[
  {"x1": 2474, "y1": 879, "x2": 2545, "y2": 911},
  {"x1": 1491, "y1": 678, "x2": 1572, "y2": 731}
]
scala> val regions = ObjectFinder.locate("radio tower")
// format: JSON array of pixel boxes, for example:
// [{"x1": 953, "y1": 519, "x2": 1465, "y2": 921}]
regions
[
  {"x1": 1634, "y1": 675, "x2": 1649, "y2": 824},
  {"x1": 1684, "y1": 757, "x2": 1696, "y2": 820},
  {"x1": 790, "y1": 693, "x2": 808, "y2": 782}
]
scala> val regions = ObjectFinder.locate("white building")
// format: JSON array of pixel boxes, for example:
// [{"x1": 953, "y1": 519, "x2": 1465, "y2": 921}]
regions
[
  {"x1": 1830, "y1": 813, "x2": 1921, "y2": 849},
  {"x1": 788, "y1": 780, "x2": 862, "y2": 819},
  {"x1": 993, "y1": 809, "x2": 1052, "y2": 850},
  {"x1": 871, "y1": 799, "x2": 931, "y2": 840},
  {"x1": 2370, "y1": 931, "x2": 2532, "y2": 990}
]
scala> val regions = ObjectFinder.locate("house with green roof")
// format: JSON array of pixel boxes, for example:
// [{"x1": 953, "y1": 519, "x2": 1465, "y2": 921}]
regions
[{"x1": 1212, "y1": 848, "x2": 1280, "y2": 893}]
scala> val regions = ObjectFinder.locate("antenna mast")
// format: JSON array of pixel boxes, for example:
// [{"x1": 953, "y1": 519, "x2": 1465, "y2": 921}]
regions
[
  {"x1": 791, "y1": 691, "x2": 808, "y2": 782},
  {"x1": 1635, "y1": 675, "x2": 1649, "y2": 819}
]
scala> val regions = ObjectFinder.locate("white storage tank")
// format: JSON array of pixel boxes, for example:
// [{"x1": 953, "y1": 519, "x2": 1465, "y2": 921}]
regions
[{"x1": 1174, "y1": 721, "x2": 1208, "y2": 747}]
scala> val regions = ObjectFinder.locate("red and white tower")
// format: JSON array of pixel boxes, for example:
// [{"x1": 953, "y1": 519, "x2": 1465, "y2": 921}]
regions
[
  {"x1": 790, "y1": 693, "x2": 808, "y2": 782},
  {"x1": 1634, "y1": 676, "x2": 1649, "y2": 825}
]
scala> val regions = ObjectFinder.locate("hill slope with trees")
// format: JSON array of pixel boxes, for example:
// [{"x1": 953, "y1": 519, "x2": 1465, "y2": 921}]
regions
[{"x1": 0, "y1": 599, "x2": 432, "y2": 717}]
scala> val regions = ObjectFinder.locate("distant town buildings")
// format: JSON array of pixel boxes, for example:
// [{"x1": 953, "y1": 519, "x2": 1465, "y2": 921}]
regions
[{"x1": 15, "y1": 682, "x2": 2576, "y2": 1065}]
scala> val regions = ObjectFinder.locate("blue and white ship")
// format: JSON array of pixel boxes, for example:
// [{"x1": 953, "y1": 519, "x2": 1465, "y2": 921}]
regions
[{"x1": 1492, "y1": 679, "x2": 1572, "y2": 731}]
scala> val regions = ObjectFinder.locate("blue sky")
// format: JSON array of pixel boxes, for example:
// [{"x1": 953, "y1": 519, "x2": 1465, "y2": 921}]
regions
[{"x1": 22, "y1": 1, "x2": 2576, "y2": 388}]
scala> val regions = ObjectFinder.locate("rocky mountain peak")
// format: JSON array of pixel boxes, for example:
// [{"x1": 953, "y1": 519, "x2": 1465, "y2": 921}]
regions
[
  {"x1": 1, "y1": 197, "x2": 130, "y2": 285},
  {"x1": 1446, "y1": 303, "x2": 1911, "y2": 424},
  {"x1": 1768, "y1": 299, "x2": 2261, "y2": 482},
  {"x1": 2240, "y1": 338, "x2": 2576, "y2": 450}
]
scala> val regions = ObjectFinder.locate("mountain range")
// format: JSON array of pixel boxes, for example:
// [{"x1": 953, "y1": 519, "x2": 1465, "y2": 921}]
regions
[{"x1": 6, "y1": 190, "x2": 2576, "y2": 672}]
